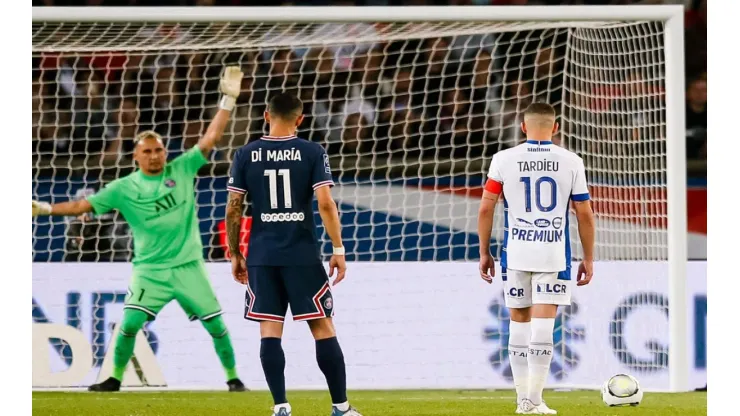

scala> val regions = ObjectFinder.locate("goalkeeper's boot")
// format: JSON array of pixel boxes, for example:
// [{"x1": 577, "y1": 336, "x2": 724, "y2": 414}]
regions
[
  {"x1": 227, "y1": 378, "x2": 247, "y2": 392},
  {"x1": 331, "y1": 405, "x2": 362, "y2": 416},
  {"x1": 87, "y1": 377, "x2": 121, "y2": 392}
]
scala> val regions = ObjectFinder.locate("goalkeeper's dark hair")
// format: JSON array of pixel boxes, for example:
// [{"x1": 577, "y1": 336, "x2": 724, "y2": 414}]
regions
[
  {"x1": 268, "y1": 92, "x2": 303, "y2": 121},
  {"x1": 524, "y1": 102, "x2": 556, "y2": 118}
]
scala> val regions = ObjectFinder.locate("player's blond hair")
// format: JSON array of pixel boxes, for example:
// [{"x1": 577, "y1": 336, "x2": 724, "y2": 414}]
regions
[
  {"x1": 134, "y1": 130, "x2": 164, "y2": 145},
  {"x1": 523, "y1": 103, "x2": 556, "y2": 129}
]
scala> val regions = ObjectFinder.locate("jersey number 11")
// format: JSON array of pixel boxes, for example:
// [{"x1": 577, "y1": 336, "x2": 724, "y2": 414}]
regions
[{"x1": 265, "y1": 169, "x2": 292, "y2": 209}]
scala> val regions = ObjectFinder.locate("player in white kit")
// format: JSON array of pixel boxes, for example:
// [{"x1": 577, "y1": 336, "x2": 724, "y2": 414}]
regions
[{"x1": 477, "y1": 103, "x2": 596, "y2": 414}]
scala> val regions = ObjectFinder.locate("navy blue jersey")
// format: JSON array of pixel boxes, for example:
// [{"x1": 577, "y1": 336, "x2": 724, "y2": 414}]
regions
[{"x1": 228, "y1": 135, "x2": 334, "y2": 266}]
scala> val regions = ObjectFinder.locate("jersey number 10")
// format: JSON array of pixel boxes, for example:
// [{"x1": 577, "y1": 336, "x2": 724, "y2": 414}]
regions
[
  {"x1": 264, "y1": 169, "x2": 292, "y2": 209},
  {"x1": 520, "y1": 176, "x2": 557, "y2": 213}
]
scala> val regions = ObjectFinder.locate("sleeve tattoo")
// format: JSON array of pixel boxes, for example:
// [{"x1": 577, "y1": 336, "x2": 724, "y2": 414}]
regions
[{"x1": 225, "y1": 192, "x2": 244, "y2": 258}]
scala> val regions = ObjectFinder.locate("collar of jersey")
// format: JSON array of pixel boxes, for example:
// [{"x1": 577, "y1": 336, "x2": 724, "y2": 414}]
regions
[
  {"x1": 262, "y1": 135, "x2": 297, "y2": 141},
  {"x1": 526, "y1": 140, "x2": 553, "y2": 145},
  {"x1": 137, "y1": 170, "x2": 164, "y2": 181}
]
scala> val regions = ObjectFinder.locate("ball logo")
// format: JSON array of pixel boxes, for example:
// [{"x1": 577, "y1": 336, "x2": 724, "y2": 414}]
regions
[
  {"x1": 164, "y1": 179, "x2": 176, "y2": 188},
  {"x1": 484, "y1": 297, "x2": 584, "y2": 380},
  {"x1": 535, "y1": 219, "x2": 551, "y2": 228}
]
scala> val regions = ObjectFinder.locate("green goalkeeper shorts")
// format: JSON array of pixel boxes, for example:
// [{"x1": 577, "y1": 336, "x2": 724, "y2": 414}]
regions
[{"x1": 124, "y1": 260, "x2": 223, "y2": 321}]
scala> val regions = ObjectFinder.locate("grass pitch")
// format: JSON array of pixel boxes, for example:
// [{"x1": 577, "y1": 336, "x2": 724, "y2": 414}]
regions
[{"x1": 33, "y1": 389, "x2": 706, "y2": 416}]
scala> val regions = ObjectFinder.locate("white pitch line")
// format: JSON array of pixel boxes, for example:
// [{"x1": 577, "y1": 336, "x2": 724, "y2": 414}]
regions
[{"x1": 32, "y1": 394, "x2": 598, "y2": 401}]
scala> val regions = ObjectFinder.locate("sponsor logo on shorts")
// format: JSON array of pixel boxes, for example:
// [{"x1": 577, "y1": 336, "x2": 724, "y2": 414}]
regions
[
  {"x1": 323, "y1": 297, "x2": 333, "y2": 310},
  {"x1": 260, "y1": 212, "x2": 305, "y2": 222},
  {"x1": 537, "y1": 283, "x2": 567, "y2": 294},
  {"x1": 164, "y1": 179, "x2": 176, "y2": 188},
  {"x1": 508, "y1": 287, "x2": 525, "y2": 298}
]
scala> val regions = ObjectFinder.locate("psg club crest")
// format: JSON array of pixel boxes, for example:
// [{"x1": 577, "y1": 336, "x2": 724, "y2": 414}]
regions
[
  {"x1": 324, "y1": 297, "x2": 333, "y2": 310},
  {"x1": 164, "y1": 179, "x2": 176, "y2": 188}
]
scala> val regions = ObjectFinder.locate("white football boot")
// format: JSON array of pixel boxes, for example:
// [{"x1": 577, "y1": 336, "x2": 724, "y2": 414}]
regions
[
  {"x1": 516, "y1": 399, "x2": 557, "y2": 414},
  {"x1": 534, "y1": 402, "x2": 557, "y2": 414},
  {"x1": 516, "y1": 399, "x2": 540, "y2": 414},
  {"x1": 273, "y1": 405, "x2": 291, "y2": 416},
  {"x1": 331, "y1": 405, "x2": 362, "y2": 416}
]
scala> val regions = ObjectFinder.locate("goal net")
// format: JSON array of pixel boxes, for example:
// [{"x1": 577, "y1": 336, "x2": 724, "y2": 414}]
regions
[
  {"x1": 32, "y1": 20, "x2": 669, "y2": 262},
  {"x1": 32, "y1": 11, "x2": 683, "y2": 391}
]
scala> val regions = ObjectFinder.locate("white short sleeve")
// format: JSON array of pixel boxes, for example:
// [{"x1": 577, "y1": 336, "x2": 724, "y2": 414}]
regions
[
  {"x1": 487, "y1": 153, "x2": 503, "y2": 183},
  {"x1": 571, "y1": 157, "x2": 590, "y2": 201}
]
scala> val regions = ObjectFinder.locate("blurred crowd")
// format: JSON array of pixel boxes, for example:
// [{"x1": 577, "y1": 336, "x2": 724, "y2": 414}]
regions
[
  {"x1": 32, "y1": 0, "x2": 706, "y2": 262},
  {"x1": 32, "y1": 0, "x2": 707, "y2": 173}
]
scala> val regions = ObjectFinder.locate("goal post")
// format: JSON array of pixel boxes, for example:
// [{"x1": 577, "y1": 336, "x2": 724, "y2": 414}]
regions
[
  {"x1": 663, "y1": 10, "x2": 689, "y2": 394},
  {"x1": 33, "y1": 5, "x2": 684, "y2": 23},
  {"x1": 32, "y1": 5, "x2": 689, "y2": 391}
]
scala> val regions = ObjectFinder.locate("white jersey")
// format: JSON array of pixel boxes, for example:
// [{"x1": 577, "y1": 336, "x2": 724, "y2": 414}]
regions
[{"x1": 486, "y1": 140, "x2": 590, "y2": 273}]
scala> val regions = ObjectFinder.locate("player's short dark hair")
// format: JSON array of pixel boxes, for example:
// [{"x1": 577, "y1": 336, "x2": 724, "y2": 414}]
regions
[
  {"x1": 524, "y1": 102, "x2": 556, "y2": 118},
  {"x1": 268, "y1": 92, "x2": 303, "y2": 120},
  {"x1": 134, "y1": 130, "x2": 163, "y2": 145}
]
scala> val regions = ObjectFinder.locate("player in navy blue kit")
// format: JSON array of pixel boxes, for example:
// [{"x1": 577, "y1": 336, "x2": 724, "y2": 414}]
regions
[{"x1": 225, "y1": 92, "x2": 361, "y2": 416}]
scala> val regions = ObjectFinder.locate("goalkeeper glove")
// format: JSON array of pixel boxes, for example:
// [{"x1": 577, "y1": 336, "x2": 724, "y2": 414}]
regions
[
  {"x1": 32, "y1": 200, "x2": 52, "y2": 217},
  {"x1": 218, "y1": 66, "x2": 245, "y2": 111}
]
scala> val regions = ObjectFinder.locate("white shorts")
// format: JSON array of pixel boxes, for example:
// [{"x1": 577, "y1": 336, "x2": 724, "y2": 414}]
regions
[{"x1": 502, "y1": 268, "x2": 572, "y2": 308}]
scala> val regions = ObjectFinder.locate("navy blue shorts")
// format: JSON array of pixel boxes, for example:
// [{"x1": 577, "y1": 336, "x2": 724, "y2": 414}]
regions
[{"x1": 245, "y1": 264, "x2": 334, "y2": 322}]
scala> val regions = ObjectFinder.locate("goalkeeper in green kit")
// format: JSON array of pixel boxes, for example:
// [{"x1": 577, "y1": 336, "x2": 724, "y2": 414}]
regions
[{"x1": 32, "y1": 67, "x2": 247, "y2": 392}]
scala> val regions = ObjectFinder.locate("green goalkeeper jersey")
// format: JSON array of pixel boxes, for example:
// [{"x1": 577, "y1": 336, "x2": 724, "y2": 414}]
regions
[{"x1": 87, "y1": 146, "x2": 208, "y2": 270}]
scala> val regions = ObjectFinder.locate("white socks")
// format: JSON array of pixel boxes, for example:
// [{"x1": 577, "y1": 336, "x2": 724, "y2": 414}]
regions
[
  {"x1": 508, "y1": 321, "x2": 531, "y2": 403},
  {"x1": 275, "y1": 401, "x2": 349, "y2": 413},
  {"x1": 334, "y1": 401, "x2": 350, "y2": 412},
  {"x1": 527, "y1": 318, "x2": 555, "y2": 405}
]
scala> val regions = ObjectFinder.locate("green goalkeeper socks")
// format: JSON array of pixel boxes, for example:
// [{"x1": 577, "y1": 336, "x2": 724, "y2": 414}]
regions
[
  {"x1": 109, "y1": 311, "x2": 238, "y2": 382},
  {"x1": 225, "y1": 366, "x2": 238, "y2": 381},
  {"x1": 202, "y1": 315, "x2": 239, "y2": 380},
  {"x1": 112, "y1": 363, "x2": 126, "y2": 381},
  {"x1": 111, "y1": 309, "x2": 149, "y2": 381}
]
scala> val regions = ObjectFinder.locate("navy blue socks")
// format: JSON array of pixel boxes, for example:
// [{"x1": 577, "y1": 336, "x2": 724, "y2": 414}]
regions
[
  {"x1": 315, "y1": 337, "x2": 348, "y2": 404},
  {"x1": 260, "y1": 337, "x2": 287, "y2": 405}
]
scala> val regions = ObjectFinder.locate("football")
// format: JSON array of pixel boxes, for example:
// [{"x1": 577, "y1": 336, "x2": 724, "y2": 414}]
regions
[{"x1": 602, "y1": 374, "x2": 643, "y2": 407}]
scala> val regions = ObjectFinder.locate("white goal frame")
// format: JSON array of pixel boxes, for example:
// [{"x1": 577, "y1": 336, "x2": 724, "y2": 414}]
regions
[{"x1": 32, "y1": 5, "x2": 689, "y2": 392}]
